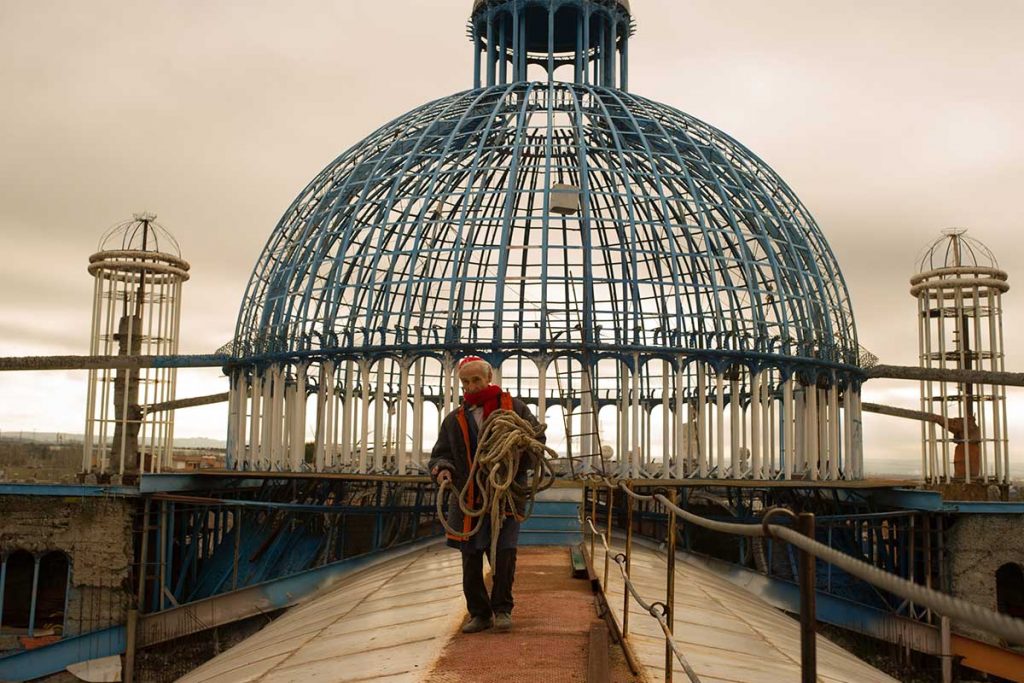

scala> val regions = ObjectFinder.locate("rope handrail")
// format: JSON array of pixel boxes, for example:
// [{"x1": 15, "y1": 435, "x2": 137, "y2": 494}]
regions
[
  {"x1": 594, "y1": 476, "x2": 1024, "y2": 645},
  {"x1": 585, "y1": 516, "x2": 701, "y2": 683}
]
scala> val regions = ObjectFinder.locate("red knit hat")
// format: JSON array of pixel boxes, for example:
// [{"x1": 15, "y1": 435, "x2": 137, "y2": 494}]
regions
[{"x1": 457, "y1": 355, "x2": 487, "y2": 370}]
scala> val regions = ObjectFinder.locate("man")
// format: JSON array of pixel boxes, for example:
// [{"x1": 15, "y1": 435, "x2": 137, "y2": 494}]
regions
[{"x1": 428, "y1": 355, "x2": 544, "y2": 634}]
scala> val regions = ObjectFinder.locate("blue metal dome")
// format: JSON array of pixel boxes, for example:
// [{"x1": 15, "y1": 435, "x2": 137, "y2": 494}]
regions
[
  {"x1": 226, "y1": 0, "x2": 864, "y2": 482},
  {"x1": 235, "y1": 82, "x2": 856, "y2": 366}
]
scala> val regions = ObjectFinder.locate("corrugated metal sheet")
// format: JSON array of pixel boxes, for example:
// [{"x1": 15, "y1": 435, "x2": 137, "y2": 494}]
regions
[
  {"x1": 177, "y1": 542, "x2": 463, "y2": 682},
  {"x1": 182, "y1": 533, "x2": 899, "y2": 683}
]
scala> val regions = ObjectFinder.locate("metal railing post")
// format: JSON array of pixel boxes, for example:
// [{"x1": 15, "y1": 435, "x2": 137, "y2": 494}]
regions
[
  {"x1": 798, "y1": 511, "x2": 817, "y2": 683},
  {"x1": 590, "y1": 479, "x2": 598, "y2": 562},
  {"x1": 623, "y1": 482, "x2": 634, "y2": 638},
  {"x1": 604, "y1": 483, "x2": 614, "y2": 587},
  {"x1": 665, "y1": 487, "x2": 678, "y2": 683},
  {"x1": 941, "y1": 616, "x2": 952, "y2": 683}
]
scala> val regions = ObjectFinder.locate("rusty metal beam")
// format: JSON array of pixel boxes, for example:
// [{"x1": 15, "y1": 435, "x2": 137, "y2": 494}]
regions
[
  {"x1": 862, "y1": 402, "x2": 946, "y2": 426},
  {"x1": 143, "y1": 392, "x2": 229, "y2": 414},
  {"x1": 866, "y1": 364, "x2": 1024, "y2": 387},
  {"x1": 0, "y1": 354, "x2": 229, "y2": 372},
  {"x1": 952, "y1": 633, "x2": 1024, "y2": 681}
]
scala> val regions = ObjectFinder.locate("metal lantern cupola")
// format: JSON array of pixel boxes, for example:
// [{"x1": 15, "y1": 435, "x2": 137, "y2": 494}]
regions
[
  {"x1": 912, "y1": 229, "x2": 1009, "y2": 484},
  {"x1": 469, "y1": 0, "x2": 634, "y2": 89},
  {"x1": 228, "y1": 0, "x2": 863, "y2": 481},
  {"x1": 84, "y1": 213, "x2": 190, "y2": 477}
]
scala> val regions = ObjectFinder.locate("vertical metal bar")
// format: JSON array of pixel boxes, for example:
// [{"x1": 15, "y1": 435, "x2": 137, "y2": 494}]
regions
[
  {"x1": 582, "y1": 4, "x2": 590, "y2": 86},
  {"x1": 512, "y1": 3, "x2": 520, "y2": 82},
  {"x1": 231, "y1": 507, "x2": 241, "y2": 590},
  {"x1": 665, "y1": 488, "x2": 677, "y2": 683},
  {"x1": 0, "y1": 555, "x2": 7, "y2": 632},
  {"x1": 28, "y1": 555, "x2": 40, "y2": 636},
  {"x1": 486, "y1": 14, "x2": 496, "y2": 87},
  {"x1": 498, "y1": 12, "x2": 507, "y2": 85},
  {"x1": 941, "y1": 616, "x2": 952, "y2": 683},
  {"x1": 124, "y1": 607, "x2": 138, "y2": 683},
  {"x1": 798, "y1": 512, "x2": 817, "y2": 683},
  {"x1": 473, "y1": 19, "x2": 481, "y2": 89},
  {"x1": 158, "y1": 500, "x2": 168, "y2": 610},
  {"x1": 604, "y1": 484, "x2": 613, "y2": 588},
  {"x1": 620, "y1": 25, "x2": 629, "y2": 91},
  {"x1": 623, "y1": 482, "x2": 633, "y2": 638},
  {"x1": 138, "y1": 497, "x2": 151, "y2": 614},
  {"x1": 590, "y1": 479, "x2": 597, "y2": 561}
]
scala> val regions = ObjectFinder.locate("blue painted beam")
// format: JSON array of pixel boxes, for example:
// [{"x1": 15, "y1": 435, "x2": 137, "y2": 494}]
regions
[
  {"x1": 0, "y1": 483, "x2": 138, "y2": 497},
  {"x1": 0, "y1": 626, "x2": 126, "y2": 682},
  {"x1": 139, "y1": 474, "x2": 263, "y2": 494}
]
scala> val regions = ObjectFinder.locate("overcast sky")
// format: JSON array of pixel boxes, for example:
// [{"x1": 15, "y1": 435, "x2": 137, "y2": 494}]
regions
[{"x1": 1, "y1": 0, "x2": 1022, "y2": 475}]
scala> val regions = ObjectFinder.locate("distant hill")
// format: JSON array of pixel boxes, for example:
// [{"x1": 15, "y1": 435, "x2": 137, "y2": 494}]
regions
[{"x1": 0, "y1": 431, "x2": 226, "y2": 449}]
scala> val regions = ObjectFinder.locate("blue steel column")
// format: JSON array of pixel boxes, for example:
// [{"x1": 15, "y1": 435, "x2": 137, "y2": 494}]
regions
[
  {"x1": 583, "y1": 5, "x2": 591, "y2": 85},
  {"x1": 486, "y1": 14, "x2": 496, "y2": 87},
  {"x1": 473, "y1": 20, "x2": 482, "y2": 89},
  {"x1": 620, "y1": 25, "x2": 629, "y2": 90},
  {"x1": 547, "y1": 3, "x2": 554, "y2": 83},
  {"x1": 519, "y1": 9, "x2": 527, "y2": 80},
  {"x1": 28, "y1": 555, "x2": 40, "y2": 636},
  {"x1": 62, "y1": 561, "x2": 72, "y2": 636},
  {"x1": 608, "y1": 17, "x2": 617, "y2": 88},
  {"x1": 575, "y1": 9, "x2": 583, "y2": 84},
  {"x1": 512, "y1": 3, "x2": 520, "y2": 81},
  {"x1": 0, "y1": 554, "x2": 6, "y2": 632},
  {"x1": 498, "y1": 13, "x2": 508, "y2": 85}
]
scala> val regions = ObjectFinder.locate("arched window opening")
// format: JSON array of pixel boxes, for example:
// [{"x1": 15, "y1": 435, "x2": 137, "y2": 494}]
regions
[
  {"x1": 996, "y1": 562, "x2": 1024, "y2": 620},
  {"x1": 1, "y1": 550, "x2": 36, "y2": 631},
  {"x1": 36, "y1": 552, "x2": 70, "y2": 635}
]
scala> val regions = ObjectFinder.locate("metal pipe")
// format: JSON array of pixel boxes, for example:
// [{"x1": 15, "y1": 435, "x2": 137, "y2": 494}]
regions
[
  {"x1": 28, "y1": 555, "x2": 40, "y2": 636},
  {"x1": 232, "y1": 507, "x2": 241, "y2": 591},
  {"x1": 486, "y1": 14, "x2": 496, "y2": 87},
  {"x1": 941, "y1": 616, "x2": 952, "y2": 683},
  {"x1": 604, "y1": 484, "x2": 613, "y2": 588},
  {"x1": 798, "y1": 512, "x2": 817, "y2": 683},
  {"x1": 0, "y1": 555, "x2": 6, "y2": 632},
  {"x1": 665, "y1": 488, "x2": 678, "y2": 683},
  {"x1": 623, "y1": 481, "x2": 634, "y2": 638}
]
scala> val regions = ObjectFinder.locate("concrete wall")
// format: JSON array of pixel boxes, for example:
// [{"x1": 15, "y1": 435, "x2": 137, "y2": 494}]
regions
[
  {"x1": 946, "y1": 513, "x2": 1024, "y2": 643},
  {"x1": 0, "y1": 495, "x2": 135, "y2": 649}
]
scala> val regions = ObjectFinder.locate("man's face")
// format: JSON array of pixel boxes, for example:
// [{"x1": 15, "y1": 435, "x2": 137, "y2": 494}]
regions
[{"x1": 459, "y1": 362, "x2": 492, "y2": 394}]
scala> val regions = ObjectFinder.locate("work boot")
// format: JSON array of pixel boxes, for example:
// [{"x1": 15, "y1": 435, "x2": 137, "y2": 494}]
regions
[
  {"x1": 493, "y1": 612, "x2": 512, "y2": 632},
  {"x1": 461, "y1": 615, "x2": 493, "y2": 633}
]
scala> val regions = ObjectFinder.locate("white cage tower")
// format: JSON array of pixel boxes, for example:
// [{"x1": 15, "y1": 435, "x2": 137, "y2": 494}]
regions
[
  {"x1": 83, "y1": 213, "x2": 190, "y2": 476},
  {"x1": 911, "y1": 229, "x2": 1009, "y2": 484}
]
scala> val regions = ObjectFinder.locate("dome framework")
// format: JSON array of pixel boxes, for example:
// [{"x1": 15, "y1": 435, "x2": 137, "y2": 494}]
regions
[{"x1": 227, "y1": 0, "x2": 864, "y2": 480}]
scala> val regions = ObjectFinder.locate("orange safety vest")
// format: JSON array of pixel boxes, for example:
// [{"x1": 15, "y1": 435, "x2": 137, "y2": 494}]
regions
[{"x1": 448, "y1": 392, "x2": 514, "y2": 541}]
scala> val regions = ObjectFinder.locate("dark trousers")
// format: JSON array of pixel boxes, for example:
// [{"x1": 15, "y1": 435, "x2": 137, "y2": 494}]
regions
[{"x1": 462, "y1": 547, "x2": 517, "y2": 618}]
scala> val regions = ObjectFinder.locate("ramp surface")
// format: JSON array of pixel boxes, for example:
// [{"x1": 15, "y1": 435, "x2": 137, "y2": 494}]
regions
[
  {"x1": 424, "y1": 546, "x2": 625, "y2": 683},
  {"x1": 177, "y1": 543, "x2": 464, "y2": 682},
  {"x1": 592, "y1": 538, "x2": 900, "y2": 683}
]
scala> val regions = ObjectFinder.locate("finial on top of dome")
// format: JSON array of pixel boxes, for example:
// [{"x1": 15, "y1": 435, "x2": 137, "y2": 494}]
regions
[{"x1": 469, "y1": 0, "x2": 635, "y2": 90}]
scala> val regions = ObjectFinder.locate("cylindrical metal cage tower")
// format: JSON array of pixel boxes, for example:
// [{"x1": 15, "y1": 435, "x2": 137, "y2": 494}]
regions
[
  {"x1": 912, "y1": 229, "x2": 1009, "y2": 484},
  {"x1": 226, "y1": 0, "x2": 864, "y2": 480},
  {"x1": 83, "y1": 213, "x2": 190, "y2": 476}
]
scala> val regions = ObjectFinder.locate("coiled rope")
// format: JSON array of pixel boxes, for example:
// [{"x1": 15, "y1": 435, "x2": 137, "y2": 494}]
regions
[{"x1": 436, "y1": 409, "x2": 559, "y2": 559}]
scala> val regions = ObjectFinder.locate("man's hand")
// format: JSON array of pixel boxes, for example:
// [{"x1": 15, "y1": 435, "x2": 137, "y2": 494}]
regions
[{"x1": 431, "y1": 466, "x2": 452, "y2": 486}]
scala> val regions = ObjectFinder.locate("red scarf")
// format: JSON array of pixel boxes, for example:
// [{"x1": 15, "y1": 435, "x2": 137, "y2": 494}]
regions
[{"x1": 464, "y1": 384, "x2": 503, "y2": 422}]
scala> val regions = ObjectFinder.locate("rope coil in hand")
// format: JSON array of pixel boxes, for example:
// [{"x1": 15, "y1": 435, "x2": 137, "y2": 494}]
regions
[{"x1": 436, "y1": 409, "x2": 558, "y2": 560}]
